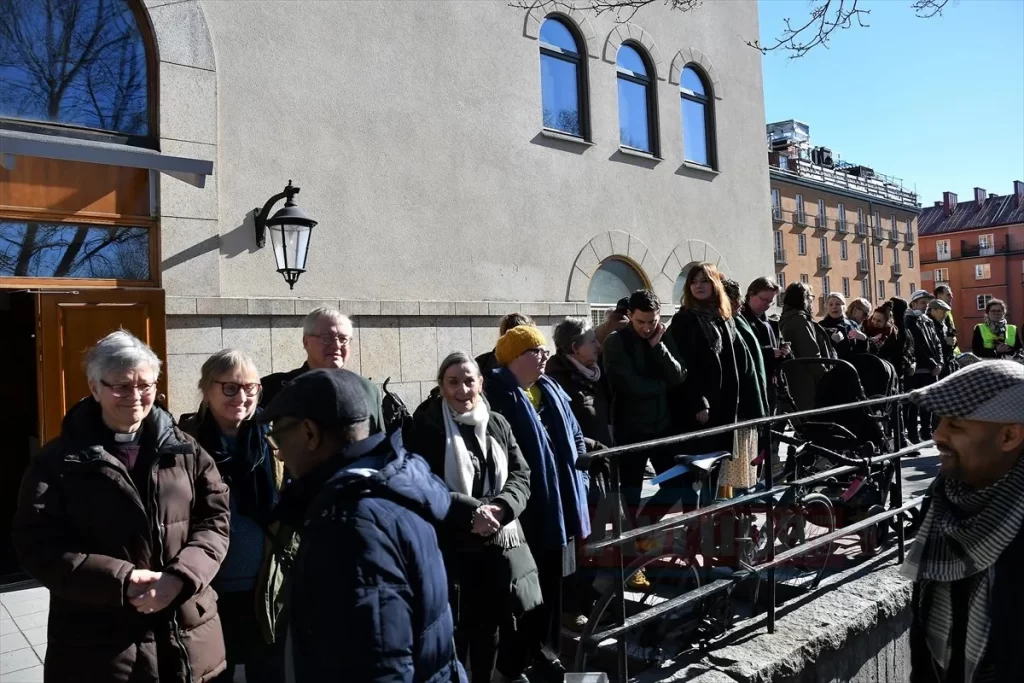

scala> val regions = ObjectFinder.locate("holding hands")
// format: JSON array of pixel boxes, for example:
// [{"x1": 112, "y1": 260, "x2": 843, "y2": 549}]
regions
[{"x1": 127, "y1": 569, "x2": 184, "y2": 615}]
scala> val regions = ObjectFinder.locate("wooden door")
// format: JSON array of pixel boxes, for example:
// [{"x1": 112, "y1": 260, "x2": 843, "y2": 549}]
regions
[{"x1": 36, "y1": 289, "x2": 166, "y2": 443}]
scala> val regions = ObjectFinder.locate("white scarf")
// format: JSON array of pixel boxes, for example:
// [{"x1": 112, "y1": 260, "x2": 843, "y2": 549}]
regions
[{"x1": 441, "y1": 400, "x2": 520, "y2": 549}]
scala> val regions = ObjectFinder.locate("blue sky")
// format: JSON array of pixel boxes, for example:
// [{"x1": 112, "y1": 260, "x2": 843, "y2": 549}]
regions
[{"x1": 759, "y1": 0, "x2": 1024, "y2": 206}]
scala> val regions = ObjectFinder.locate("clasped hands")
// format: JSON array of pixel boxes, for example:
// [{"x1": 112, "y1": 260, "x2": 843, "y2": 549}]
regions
[
  {"x1": 127, "y1": 569, "x2": 184, "y2": 615},
  {"x1": 471, "y1": 504, "x2": 506, "y2": 536}
]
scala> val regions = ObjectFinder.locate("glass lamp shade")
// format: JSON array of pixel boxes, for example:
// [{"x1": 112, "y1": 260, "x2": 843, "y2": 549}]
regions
[{"x1": 267, "y1": 204, "x2": 316, "y2": 289}]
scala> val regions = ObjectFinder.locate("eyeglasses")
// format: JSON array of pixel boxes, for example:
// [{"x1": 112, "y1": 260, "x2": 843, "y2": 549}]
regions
[
  {"x1": 523, "y1": 347, "x2": 551, "y2": 359},
  {"x1": 307, "y1": 333, "x2": 352, "y2": 347},
  {"x1": 100, "y1": 380, "x2": 157, "y2": 398},
  {"x1": 265, "y1": 420, "x2": 303, "y2": 450},
  {"x1": 213, "y1": 381, "x2": 261, "y2": 397}
]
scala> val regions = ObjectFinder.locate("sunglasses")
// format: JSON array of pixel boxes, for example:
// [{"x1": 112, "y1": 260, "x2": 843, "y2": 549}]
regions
[
  {"x1": 265, "y1": 420, "x2": 303, "y2": 450},
  {"x1": 213, "y1": 381, "x2": 261, "y2": 397},
  {"x1": 100, "y1": 380, "x2": 157, "y2": 398}
]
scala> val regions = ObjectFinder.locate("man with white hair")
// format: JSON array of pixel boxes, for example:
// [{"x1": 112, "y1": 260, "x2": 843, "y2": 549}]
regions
[
  {"x1": 904, "y1": 360, "x2": 1024, "y2": 682},
  {"x1": 260, "y1": 307, "x2": 384, "y2": 433}
]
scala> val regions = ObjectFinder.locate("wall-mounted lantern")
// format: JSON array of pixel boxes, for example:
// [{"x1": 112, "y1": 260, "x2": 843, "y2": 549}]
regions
[{"x1": 253, "y1": 180, "x2": 317, "y2": 290}]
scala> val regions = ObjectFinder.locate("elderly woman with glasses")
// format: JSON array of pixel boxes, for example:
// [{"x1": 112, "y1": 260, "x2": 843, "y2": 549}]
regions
[
  {"x1": 483, "y1": 325, "x2": 590, "y2": 682},
  {"x1": 13, "y1": 331, "x2": 230, "y2": 683},
  {"x1": 178, "y1": 350, "x2": 286, "y2": 683}
]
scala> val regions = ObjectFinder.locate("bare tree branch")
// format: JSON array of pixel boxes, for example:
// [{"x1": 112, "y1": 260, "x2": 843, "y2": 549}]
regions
[{"x1": 510, "y1": 0, "x2": 955, "y2": 58}]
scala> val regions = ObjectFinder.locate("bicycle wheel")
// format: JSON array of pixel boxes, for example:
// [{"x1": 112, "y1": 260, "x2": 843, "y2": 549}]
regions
[
  {"x1": 775, "y1": 492, "x2": 835, "y2": 589},
  {"x1": 575, "y1": 544, "x2": 702, "y2": 673}
]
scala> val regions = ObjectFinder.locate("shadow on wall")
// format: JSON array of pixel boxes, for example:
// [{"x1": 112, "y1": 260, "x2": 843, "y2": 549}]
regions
[
  {"x1": 160, "y1": 235, "x2": 219, "y2": 272},
  {"x1": 609, "y1": 149, "x2": 660, "y2": 170},
  {"x1": 674, "y1": 163, "x2": 718, "y2": 182},
  {"x1": 222, "y1": 212, "x2": 260, "y2": 259},
  {"x1": 530, "y1": 132, "x2": 591, "y2": 156}
]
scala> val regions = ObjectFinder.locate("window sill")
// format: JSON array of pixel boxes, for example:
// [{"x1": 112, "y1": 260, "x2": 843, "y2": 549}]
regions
[
  {"x1": 618, "y1": 146, "x2": 663, "y2": 163},
  {"x1": 540, "y1": 129, "x2": 594, "y2": 147},
  {"x1": 681, "y1": 160, "x2": 719, "y2": 177}
]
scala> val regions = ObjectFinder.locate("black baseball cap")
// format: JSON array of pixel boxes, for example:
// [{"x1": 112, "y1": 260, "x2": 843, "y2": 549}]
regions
[{"x1": 260, "y1": 368, "x2": 369, "y2": 426}]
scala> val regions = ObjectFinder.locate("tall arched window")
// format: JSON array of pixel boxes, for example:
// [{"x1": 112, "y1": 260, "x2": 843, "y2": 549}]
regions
[
  {"x1": 0, "y1": 0, "x2": 153, "y2": 138},
  {"x1": 680, "y1": 66, "x2": 714, "y2": 167},
  {"x1": 587, "y1": 258, "x2": 646, "y2": 305},
  {"x1": 616, "y1": 44, "x2": 657, "y2": 154},
  {"x1": 539, "y1": 17, "x2": 587, "y2": 139}
]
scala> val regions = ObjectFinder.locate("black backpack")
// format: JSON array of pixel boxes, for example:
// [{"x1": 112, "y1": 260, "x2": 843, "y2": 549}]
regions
[{"x1": 381, "y1": 377, "x2": 413, "y2": 435}]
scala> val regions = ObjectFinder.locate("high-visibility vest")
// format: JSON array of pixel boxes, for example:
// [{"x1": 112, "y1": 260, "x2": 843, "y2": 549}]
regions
[{"x1": 976, "y1": 323, "x2": 1017, "y2": 350}]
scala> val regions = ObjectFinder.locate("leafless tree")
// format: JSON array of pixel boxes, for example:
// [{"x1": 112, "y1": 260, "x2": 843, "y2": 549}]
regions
[
  {"x1": 1, "y1": 222, "x2": 149, "y2": 279},
  {"x1": 0, "y1": 0, "x2": 148, "y2": 134},
  {"x1": 511, "y1": 0, "x2": 954, "y2": 58}
]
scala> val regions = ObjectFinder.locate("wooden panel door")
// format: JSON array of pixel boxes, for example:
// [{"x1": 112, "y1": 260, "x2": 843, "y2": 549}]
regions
[{"x1": 36, "y1": 289, "x2": 166, "y2": 443}]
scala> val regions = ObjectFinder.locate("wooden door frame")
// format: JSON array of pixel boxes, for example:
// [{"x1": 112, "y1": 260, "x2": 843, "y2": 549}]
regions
[{"x1": 35, "y1": 288, "x2": 167, "y2": 442}]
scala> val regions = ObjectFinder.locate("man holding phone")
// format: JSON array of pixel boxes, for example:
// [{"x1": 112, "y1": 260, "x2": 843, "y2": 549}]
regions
[{"x1": 742, "y1": 277, "x2": 791, "y2": 414}]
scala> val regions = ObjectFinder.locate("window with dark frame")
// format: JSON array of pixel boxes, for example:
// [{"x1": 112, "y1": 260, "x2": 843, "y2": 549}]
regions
[
  {"x1": 539, "y1": 17, "x2": 588, "y2": 139},
  {"x1": 842, "y1": 277, "x2": 850, "y2": 298},
  {"x1": 680, "y1": 66, "x2": 714, "y2": 167},
  {"x1": 798, "y1": 233, "x2": 807, "y2": 255},
  {"x1": 616, "y1": 43, "x2": 657, "y2": 154},
  {"x1": 840, "y1": 241, "x2": 848, "y2": 260}
]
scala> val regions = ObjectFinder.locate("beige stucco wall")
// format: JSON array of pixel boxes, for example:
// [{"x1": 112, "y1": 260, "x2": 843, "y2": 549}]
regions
[{"x1": 152, "y1": 0, "x2": 771, "y2": 304}]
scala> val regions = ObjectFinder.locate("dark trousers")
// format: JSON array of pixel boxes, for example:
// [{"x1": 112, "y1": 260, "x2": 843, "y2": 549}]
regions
[
  {"x1": 450, "y1": 550, "x2": 520, "y2": 682},
  {"x1": 209, "y1": 589, "x2": 284, "y2": 683},
  {"x1": 904, "y1": 374, "x2": 937, "y2": 438},
  {"x1": 497, "y1": 544, "x2": 566, "y2": 677},
  {"x1": 617, "y1": 432, "x2": 692, "y2": 530}
]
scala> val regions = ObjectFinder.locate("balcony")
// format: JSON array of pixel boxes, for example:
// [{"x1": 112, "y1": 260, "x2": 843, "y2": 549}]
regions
[
  {"x1": 836, "y1": 219, "x2": 848, "y2": 234},
  {"x1": 872, "y1": 225, "x2": 884, "y2": 240},
  {"x1": 772, "y1": 206, "x2": 784, "y2": 223},
  {"x1": 856, "y1": 222, "x2": 868, "y2": 237},
  {"x1": 794, "y1": 211, "x2": 809, "y2": 227},
  {"x1": 818, "y1": 254, "x2": 832, "y2": 271},
  {"x1": 891, "y1": 263, "x2": 902, "y2": 277},
  {"x1": 774, "y1": 248, "x2": 788, "y2": 265},
  {"x1": 906, "y1": 231, "x2": 915, "y2": 245},
  {"x1": 858, "y1": 260, "x2": 870, "y2": 274},
  {"x1": 814, "y1": 214, "x2": 827, "y2": 230},
  {"x1": 889, "y1": 229, "x2": 900, "y2": 241}
]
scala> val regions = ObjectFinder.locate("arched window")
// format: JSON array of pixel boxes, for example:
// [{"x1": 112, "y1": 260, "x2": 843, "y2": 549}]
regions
[
  {"x1": 539, "y1": 17, "x2": 587, "y2": 139},
  {"x1": 587, "y1": 258, "x2": 646, "y2": 305},
  {"x1": 680, "y1": 66, "x2": 714, "y2": 167},
  {"x1": 672, "y1": 262, "x2": 698, "y2": 305},
  {"x1": 616, "y1": 44, "x2": 657, "y2": 154},
  {"x1": 0, "y1": 0, "x2": 153, "y2": 138}
]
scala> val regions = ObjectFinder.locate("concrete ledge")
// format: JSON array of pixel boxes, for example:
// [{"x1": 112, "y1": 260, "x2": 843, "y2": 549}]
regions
[
  {"x1": 642, "y1": 545, "x2": 914, "y2": 683},
  {"x1": 168, "y1": 297, "x2": 592, "y2": 318}
]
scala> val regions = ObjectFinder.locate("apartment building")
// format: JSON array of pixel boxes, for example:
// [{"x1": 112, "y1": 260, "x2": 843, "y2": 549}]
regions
[
  {"x1": 918, "y1": 183, "x2": 1024, "y2": 331},
  {"x1": 768, "y1": 121, "x2": 921, "y2": 314}
]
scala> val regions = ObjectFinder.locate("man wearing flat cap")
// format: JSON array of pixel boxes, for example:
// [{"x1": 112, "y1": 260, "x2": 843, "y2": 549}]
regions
[
  {"x1": 905, "y1": 289, "x2": 946, "y2": 442},
  {"x1": 904, "y1": 361, "x2": 1024, "y2": 682},
  {"x1": 264, "y1": 369, "x2": 463, "y2": 683}
]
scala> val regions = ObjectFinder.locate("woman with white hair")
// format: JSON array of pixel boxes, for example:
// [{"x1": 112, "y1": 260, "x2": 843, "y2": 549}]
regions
[
  {"x1": 178, "y1": 350, "x2": 286, "y2": 683},
  {"x1": 12, "y1": 330, "x2": 230, "y2": 682},
  {"x1": 819, "y1": 291, "x2": 869, "y2": 359}
]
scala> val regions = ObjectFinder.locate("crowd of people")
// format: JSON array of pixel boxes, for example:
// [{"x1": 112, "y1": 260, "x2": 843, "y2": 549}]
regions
[{"x1": 10, "y1": 262, "x2": 1023, "y2": 683}]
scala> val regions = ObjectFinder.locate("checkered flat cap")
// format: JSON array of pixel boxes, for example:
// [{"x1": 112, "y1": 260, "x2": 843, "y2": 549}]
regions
[{"x1": 911, "y1": 360, "x2": 1024, "y2": 423}]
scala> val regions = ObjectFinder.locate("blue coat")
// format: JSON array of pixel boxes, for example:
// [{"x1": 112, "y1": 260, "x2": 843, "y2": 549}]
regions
[
  {"x1": 484, "y1": 369, "x2": 591, "y2": 551},
  {"x1": 278, "y1": 432, "x2": 464, "y2": 683}
]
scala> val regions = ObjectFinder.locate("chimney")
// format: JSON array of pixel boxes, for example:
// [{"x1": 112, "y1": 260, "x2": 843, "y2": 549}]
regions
[
  {"x1": 974, "y1": 187, "x2": 985, "y2": 208},
  {"x1": 1015, "y1": 180, "x2": 1024, "y2": 205},
  {"x1": 934, "y1": 201, "x2": 942, "y2": 208},
  {"x1": 943, "y1": 191, "x2": 958, "y2": 216},
  {"x1": 989, "y1": 192, "x2": 998, "y2": 199}
]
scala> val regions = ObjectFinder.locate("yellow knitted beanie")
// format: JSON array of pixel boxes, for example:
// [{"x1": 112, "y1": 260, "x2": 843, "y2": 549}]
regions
[{"x1": 495, "y1": 325, "x2": 548, "y2": 366}]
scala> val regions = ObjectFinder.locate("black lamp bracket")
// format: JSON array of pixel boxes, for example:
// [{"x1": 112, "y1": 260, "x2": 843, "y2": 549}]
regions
[{"x1": 254, "y1": 180, "x2": 301, "y2": 248}]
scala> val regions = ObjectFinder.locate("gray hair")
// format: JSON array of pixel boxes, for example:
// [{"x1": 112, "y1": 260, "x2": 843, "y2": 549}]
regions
[
  {"x1": 437, "y1": 351, "x2": 480, "y2": 384},
  {"x1": 198, "y1": 349, "x2": 260, "y2": 396},
  {"x1": 826, "y1": 292, "x2": 847, "y2": 306},
  {"x1": 84, "y1": 330, "x2": 162, "y2": 385},
  {"x1": 553, "y1": 316, "x2": 592, "y2": 355},
  {"x1": 302, "y1": 307, "x2": 352, "y2": 336}
]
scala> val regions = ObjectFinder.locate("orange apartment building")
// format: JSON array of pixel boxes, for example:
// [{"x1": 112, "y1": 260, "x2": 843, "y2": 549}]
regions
[
  {"x1": 917, "y1": 183, "x2": 1024, "y2": 332},
  {"x1": 767, "y1": 121, "x2": 921, "y2": 314}
]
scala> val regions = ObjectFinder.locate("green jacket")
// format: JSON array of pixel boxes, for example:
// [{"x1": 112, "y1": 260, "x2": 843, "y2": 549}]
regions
[
  {"x1": 602, "y1": 324, "x2": 687, "y2": 441},
  {"x1": 734, "y1": 314, "x2": 769, "y2": 420}
]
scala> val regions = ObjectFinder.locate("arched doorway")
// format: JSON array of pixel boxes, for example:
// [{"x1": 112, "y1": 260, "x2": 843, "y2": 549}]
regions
[{"x1": 587, "y1": 257, "x2": 648, "y2": 324}]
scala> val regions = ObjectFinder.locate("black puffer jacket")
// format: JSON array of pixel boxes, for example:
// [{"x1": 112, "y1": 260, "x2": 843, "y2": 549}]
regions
[
  {"x1": 543, "y1": 352, "x2": 613, "y2": 449},
  {"x1": 906, "y1": 310, "x2": 944, "y2": 375},
  {"x1": 819, "y1": 314, "x2": 870, "y2": 359}
]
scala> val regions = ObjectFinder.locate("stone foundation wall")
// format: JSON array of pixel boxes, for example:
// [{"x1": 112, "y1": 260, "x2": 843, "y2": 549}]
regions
[{"x1": 164, "y1": 296, "x2": 590, "y2": 415}]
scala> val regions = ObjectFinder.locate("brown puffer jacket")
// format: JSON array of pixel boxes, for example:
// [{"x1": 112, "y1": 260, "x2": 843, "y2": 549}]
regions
[{"x1": 12, "y1": 399, "x2": 230, "y2": 683}]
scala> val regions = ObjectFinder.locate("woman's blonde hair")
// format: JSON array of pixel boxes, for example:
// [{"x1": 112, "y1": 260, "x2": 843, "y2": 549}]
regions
[
  {"x1": 682, "y1": 262, "x2": 732, "y2": 319},
  {"x1": 197, "y1": 349, "x2": 261, "y2": 416},
  {"x1": 846, "y1": 298, "x2": 871, "y2": 319}
]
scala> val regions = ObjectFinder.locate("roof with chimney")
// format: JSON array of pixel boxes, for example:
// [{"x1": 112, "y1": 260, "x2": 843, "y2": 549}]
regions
[{"x1": 918, "y1": 183, "x2": 1024, "y2": 236}]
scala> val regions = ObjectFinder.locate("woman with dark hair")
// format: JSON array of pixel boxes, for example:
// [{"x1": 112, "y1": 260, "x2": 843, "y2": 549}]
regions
[
  {"x1": 665, "y1": 264, "x2": 746, "y2": 498},
  {"x1": 778, "y1": 282, "x2": 834, "y2": 410},
  {"x1": 972, "y1": 298, "x2": 1022, "y2": 360}
]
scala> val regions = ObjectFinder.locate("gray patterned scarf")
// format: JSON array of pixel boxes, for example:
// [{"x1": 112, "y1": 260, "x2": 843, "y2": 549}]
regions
[
  {"x1": 689, "y1": 306, "x2": 735, "y2": 355},
  {"x1": 901, "y1": 459, "x2": 1024, "y2": 682}
]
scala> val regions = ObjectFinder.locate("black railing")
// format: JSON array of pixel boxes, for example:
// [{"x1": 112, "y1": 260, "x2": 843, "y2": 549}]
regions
[{"x1": 574, "y1": 392, "x2": 929, "y2": 681}]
